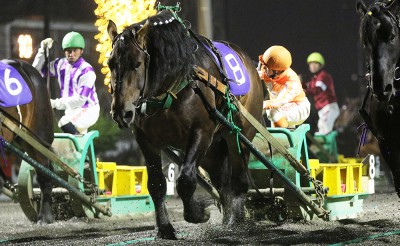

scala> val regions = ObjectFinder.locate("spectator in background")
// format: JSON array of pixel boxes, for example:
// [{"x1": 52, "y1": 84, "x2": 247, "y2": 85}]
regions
[{"x1": 303, "y1": 52, "x2": 339, "y2": 135}]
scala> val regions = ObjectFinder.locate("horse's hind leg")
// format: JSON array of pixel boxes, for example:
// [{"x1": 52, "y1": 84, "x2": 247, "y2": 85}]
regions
[
  {"x1": 136, "y1": 130, "x2": 176, "y2": 240},
  {"x1": 223, "y1": 140, "x2": 250, "y2": 225},
  {"x1": 29, "y1": 149, "x2": 54, "y2": 224},
  {"x1": 201, "y1": 139, "x2": 231, "y2": 221},
  {"x1": 0, "y1": 169, "x2": 5, "y2": 190},
  {"x1": 176, "y1": 128, "x2": 213, "y2": 224}
]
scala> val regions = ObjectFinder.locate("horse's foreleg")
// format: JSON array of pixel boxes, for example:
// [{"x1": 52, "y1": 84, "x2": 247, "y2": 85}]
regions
[
  {"x1": 177, "y1": 129, "x2": 213, "y2": 224},
  {"x1": 136, "y1": 130, "x2": 176, "y2": 240},
  {"x1": 380, "y1": 142, "x2": 400, "y2": 197}
]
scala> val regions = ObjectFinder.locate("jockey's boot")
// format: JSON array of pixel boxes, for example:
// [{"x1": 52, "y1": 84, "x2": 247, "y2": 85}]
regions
[{"x1": 61, "y1": 122, "x2": 79, "y2": 135}]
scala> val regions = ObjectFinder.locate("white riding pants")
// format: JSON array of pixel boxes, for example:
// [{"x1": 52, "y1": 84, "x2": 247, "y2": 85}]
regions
[
  {"x1": 266, "y1": 98, "x2": 311, "y2": 127},
  {"x1": 58, "y1": 105, "x2": 100, "y2": 134},
  {"x1": 316, "y1": 102, "x2": 340, "y2": 135}
]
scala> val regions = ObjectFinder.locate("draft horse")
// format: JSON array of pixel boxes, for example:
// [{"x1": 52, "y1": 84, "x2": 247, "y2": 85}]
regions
[
  {"x1": 107, "y1": 10, "x2": 263, "y2": 239},
  {"x1": 0, "y1": 59, "x2": 54, "y2": 223},
  {"x1": 357, "y1": 0, "x2": 400, "y2": 196}
]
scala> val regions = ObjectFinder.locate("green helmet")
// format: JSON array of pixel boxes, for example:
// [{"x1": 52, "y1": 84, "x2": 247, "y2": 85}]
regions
[
  {"x1": 62, "y1": 31, "x2": 85, "y2": 50},
  {"x1": 307, "y1": 52, "x2": 325, "y2": 66}
]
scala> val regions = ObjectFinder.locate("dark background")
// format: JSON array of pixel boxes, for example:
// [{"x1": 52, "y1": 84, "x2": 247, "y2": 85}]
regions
[
  {"x1": 0, "y1": 0, "x2": 376, "y2": 160},
  {"x1": 0, "y1": 0, "x2": 374, "y2": 99}
]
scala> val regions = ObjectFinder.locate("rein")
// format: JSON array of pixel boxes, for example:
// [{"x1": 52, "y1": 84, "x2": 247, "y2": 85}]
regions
[
  {"x1": 358, "y1": 72, "x2": 385, "y2": 146},
  {"x1": 112, "y1": 30, "x2": 150, "y2": 108}
]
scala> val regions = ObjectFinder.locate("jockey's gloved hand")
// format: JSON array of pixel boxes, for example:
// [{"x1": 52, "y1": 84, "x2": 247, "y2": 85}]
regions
[
  {"x1": 50, "y1": 99, "x2": 61, "y2": 109},
  {"x1": 263, "y1": 100, "x2": 273, "y2": 109},
  {"x1": 40, "y1": 38, "x2": 54, "y2": 50}
]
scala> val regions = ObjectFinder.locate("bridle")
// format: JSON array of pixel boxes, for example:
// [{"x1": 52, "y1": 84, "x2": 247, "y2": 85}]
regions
[
  {"x1": 358, "y1": 0, "x2": 400, "y2": 142},
  {"x1": 364, "y1": 0, "x2": 400, "y2": 100},
  {"x1": 373, "y1": 0, "x2": 400, "y2": 27},
  {"x1": 111, "y1": 28, "x2": 150, "y2": 108}
]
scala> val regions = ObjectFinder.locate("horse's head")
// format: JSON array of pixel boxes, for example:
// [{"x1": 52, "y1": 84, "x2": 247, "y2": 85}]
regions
[
  {"x1": 334, "y1": 97, "x2": 362, "y2": 132},
  {"x1": 357, "y1": 0, "x2": 400, "y2": 101},
  {"x1": 107, "y1": 20, "x2": 149, "y2": 128}
]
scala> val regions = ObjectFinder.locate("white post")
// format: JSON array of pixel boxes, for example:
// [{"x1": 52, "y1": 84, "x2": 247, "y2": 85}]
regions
[{"x1": 166, "y1": 163, "x2": 176, "y2": 196}]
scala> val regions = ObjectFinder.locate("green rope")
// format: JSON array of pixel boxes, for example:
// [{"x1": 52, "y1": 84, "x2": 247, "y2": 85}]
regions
[
  {"x1": 225, "y1": 89, "x2": 242, "y2": 153},
  {"x1": 157, "y1": 3, "x2": 240, "y2": 152}
]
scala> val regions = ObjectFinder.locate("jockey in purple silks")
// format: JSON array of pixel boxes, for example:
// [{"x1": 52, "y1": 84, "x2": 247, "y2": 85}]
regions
[{"x1": 33, "y1": 31, "x2": 100, "y2": 134}]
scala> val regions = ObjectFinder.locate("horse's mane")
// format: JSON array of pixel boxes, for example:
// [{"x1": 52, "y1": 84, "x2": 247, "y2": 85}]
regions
[
  {"x1": 360, "y1": 0, "x2": 400, "y2": 43},
  {"x1": 127, "y1": 10, "x2": 195, "y2": 95}
]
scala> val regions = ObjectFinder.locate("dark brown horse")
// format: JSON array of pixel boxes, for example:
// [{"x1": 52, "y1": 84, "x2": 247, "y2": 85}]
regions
[
  {"x1": 107, "y1": 10, "x2": 263, "y2": 239},
  {"x1": 0, "y1": 59, "x2": 54, "y2": 223},
  {"x1": 357, "y1": 0, "x2": 400, "y2": 197},
  {"x1": 334, "y1": 96, "x2": 382, "y2": 156}
]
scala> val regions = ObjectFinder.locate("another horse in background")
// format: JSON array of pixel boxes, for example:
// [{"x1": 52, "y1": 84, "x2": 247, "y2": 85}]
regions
[
  {"x1": 334, "y1": 96, "x2": 383, "y2": 156},
  {"x1": 0, "y1": 59, "x2": 54, "y2": 223},
  {"x1": 107, "y1": 10, "x2": 263, "y2": 239},
  {"x1": 357, "y1": 0, "x2": 400, "y2": 196}
]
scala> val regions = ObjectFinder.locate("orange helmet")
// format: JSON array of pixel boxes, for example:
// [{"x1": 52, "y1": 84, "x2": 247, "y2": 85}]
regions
[{"x1": 260, "y1": 45, "x2": 292, "y2": 71}]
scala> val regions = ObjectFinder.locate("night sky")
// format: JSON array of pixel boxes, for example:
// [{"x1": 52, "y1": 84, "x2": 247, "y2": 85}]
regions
[
  {"x1": 0, "y1": 0, "x2": 376, "y2": 101},
  {"x1": 0, "y1": 0, "x2": 379, "y2": 156}
]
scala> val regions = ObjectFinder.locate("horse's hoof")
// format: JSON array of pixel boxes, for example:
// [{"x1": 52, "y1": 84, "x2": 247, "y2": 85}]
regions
[
  {"x1": 37, "y1": 214, "x2": 54, "y2": 224},
  {"x1": 183, "y1": 197, "x2": 212, "y2": 224},
  {"x1": 157, "y1": 223, "x2": 177, "y2": 240},
  {"x1": 222, "y1": 214, "x2": 245, "y2": 226},
  {"x1": 184, "y1": 207, "x2": 210, "y2": 223}
]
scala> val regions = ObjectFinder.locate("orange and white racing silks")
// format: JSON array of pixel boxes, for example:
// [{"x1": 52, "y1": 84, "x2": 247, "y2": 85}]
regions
[{"x1": 261, "y1": 68, "x2": 310, "y2": 127}]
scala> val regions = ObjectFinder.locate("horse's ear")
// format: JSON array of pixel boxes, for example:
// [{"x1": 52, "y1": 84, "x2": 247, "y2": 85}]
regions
[
  {"x1": 356, "y1": 0, "x2": 367, "y2": 17},
  {"x1": 136, "y1": 21, "x2": 149, "y2": 46},
  {"x1": 107, "y1": 20, "x2": 118, "y2": 41}
]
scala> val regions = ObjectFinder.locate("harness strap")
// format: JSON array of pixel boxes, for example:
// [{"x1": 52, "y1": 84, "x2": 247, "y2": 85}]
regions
[
  {"x1": 193, "y1": 65, "x2": 227, "y2": 95},
  {"x1": 142, "y1": 79, "x2": 191, "y2": 111},
  {"x1": 202, "y1": 38, "x2": 230, "y2": 81},
  {"x1": 237, "y1": 101, "x2": 327, "y2": 207},
  {"x1": 358, "y1": 86, "x2": 383, "y2": 140},
  {"x1": 193, "y1": 84, "x2": 329, "y2": 218},
  {"x1": 188, "y1": 29, "x2": 229, "y2": 82}
]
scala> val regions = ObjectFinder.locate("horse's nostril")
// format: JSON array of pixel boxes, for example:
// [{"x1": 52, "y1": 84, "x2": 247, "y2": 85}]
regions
[{"x1": 123, "y1": 111, "x2": 134, "y2": 124}]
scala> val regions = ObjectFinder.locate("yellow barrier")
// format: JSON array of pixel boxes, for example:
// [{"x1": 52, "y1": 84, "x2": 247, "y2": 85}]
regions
[
  {"x1": 96, "y1": 162, "x2": 149, "y2": 197},
  {"x1": 309, "y1": 159, "x2": 363, "y2": 196}
]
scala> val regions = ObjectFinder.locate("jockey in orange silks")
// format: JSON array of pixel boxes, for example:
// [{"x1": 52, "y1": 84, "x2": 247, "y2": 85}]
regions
[{"x1": 258, "y1": 45, "x2": 310, "y2": 127}]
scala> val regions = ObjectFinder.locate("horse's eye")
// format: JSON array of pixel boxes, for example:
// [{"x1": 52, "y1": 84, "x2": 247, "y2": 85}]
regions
[{"x1": 130, "y1": 61, "x2": 141, "y2": 70}]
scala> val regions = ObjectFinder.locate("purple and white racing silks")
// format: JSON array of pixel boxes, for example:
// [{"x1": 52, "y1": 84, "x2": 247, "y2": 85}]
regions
[
  {"x1": 0, "y1": 61, "x2": 32, "y2": 107},
  {"x1": 33, "y1": 51, "x2": 99, "y2": 110}
]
